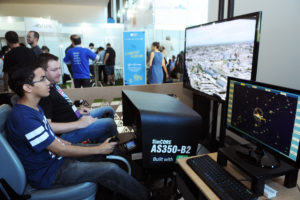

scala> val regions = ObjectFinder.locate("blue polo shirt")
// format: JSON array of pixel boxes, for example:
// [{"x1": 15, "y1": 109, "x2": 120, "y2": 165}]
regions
[
  {"x1": 64, "y1": 47, "x2": 96, "y2": 79},
  {"x1": 6, "y1": 104, "x2": 65, "y2": 189}
]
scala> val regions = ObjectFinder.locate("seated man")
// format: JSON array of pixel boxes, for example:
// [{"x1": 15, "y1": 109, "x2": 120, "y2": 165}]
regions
[
  {"x1": 38, "y1": 53, "x2": 117, "y2": 144},
  {"x1": 6, "y1": 64, "x2": 148, "y2": 200}
]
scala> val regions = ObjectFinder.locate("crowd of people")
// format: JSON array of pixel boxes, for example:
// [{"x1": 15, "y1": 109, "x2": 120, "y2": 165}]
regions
[
  {"x1": 0, "y1": 31, "x2": 117, "y2": 92},
  {"x1": 64, "y1": 35, "x2": 116, "y2": 87},
  {"x1": 1, "y1": 32, "x2": 184, "y2": 92}
]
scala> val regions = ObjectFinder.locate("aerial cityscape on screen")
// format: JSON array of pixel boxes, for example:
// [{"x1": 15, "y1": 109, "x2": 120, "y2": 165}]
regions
[{"x1": 185, "y1": 19, "x2": 257, "y2": 100}]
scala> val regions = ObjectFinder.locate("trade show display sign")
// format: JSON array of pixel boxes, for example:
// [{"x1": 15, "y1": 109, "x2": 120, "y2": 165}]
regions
[
  {"x1": 24, "y1": 17, "x2": 61, "y2": 33},
  {"x1": 123, "y1": 31, "x2": 146, "y2": 85}
]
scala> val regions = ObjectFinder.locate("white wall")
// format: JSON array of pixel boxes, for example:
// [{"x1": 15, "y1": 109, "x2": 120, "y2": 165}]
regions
[
  {"x1": 208, "y1": 0, "x2": 219, "y2": 22},
  {"x1": 0, "y1": 3, "x2": 107, "y2": 24},
  {"x1": 235, "y1": 0, "x2": 300, "y2": 90},
  {"x1": 209, "y1": 0, "x2": 300, "y2": 90}
]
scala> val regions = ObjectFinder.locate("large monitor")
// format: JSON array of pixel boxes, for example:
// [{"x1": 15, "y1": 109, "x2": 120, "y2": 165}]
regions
[
  {"x1": 184, "y1": 12, "x2": 262, "y2": 101},
  {"x1": 226, "y1": 77, "x2": 300, "y2": 168}
]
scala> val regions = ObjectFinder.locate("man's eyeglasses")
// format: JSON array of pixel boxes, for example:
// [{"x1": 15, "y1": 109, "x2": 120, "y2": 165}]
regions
[{"x1": 29, "y1": 76, "x2": 48, "y2": 85}]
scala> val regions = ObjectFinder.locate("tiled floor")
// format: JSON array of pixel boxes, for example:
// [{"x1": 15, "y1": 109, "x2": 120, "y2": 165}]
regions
[{"x1": 91, "y1": 100, "x2": 134, "y2": 134}]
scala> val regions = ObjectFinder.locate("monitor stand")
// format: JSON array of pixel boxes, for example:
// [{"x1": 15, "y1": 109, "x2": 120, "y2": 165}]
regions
[
  {"x1": 236, "y1": 144, "x2": 280, "y2": 169},
  {"x1": 217, "y1": 145, "x2": 298, "y2": 196}
]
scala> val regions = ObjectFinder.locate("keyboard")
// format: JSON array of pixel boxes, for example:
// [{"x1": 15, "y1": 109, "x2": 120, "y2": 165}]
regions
[{"x1": 187, "y1": 155, "x2": 257, "y2": 200}]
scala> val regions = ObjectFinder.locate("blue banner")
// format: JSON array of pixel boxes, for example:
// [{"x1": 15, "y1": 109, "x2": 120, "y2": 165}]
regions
[{"x1": 123, "y1": 31, "x2": 146, "y2": 85}]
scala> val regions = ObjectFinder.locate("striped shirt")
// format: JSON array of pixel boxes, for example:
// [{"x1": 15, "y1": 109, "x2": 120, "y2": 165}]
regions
[{"x1": 6, "y1": 104, "x2": 64, "y2": 189}]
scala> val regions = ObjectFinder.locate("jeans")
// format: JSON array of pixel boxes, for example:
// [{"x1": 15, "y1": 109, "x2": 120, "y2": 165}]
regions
[
  {"x1": 52, "y1": 155, "x2": 148, "y2": 200},
  {"x1": 60, "y1": 106, "x2": 118, "y2": 143}
]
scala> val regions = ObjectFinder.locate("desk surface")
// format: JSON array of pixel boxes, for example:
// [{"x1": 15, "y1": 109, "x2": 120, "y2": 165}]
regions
[{"x1": 178, "y1": 153, "x2": 300, "y2": 200}]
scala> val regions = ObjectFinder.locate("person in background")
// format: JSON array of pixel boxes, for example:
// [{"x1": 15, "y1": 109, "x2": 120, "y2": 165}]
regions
[
  {"x1": 169, "y1": 55, "x2": 176, "y2": 78},
  {"x1": 159, "y1": 46, "x2": 168, "y2": 67},
  {"x1": 41, "y1": 46, "x2": 50, "y2": 53},
  {"x1": 6, "y1": 64, "x2": 148, "y2": 200},
  {"x1": 88, "y1": 43, "x2": 95, "y2": 76},
  {"x1": 0, "y1": 46, "x2": 10, "y2": 92},
  {"x1": 159, "y1": 46, "x2": 168, "y2": 83},
  {"x1": 27, "y1": 30, "x2": 43, "y2": 57},
  {"x1": 2, "y1": 31, "x2": 36, "y2": 92},
  {"x1": 89, "y1": 43, "x2": 95, "y2": 51},
  {"x1": 65, "y1": 34, "x2": 76, "y2": 78},
  {"x1": 148, "y1": 42, "x2": 168, "y2": 84},
  {"x1": 103, "y1": 43, "x2": 116, "y2": 85},
  {"x1": 96, "y1": 47, "x2": 106, "y2": 84},
  {"x1": 63, "y1": 35, "x2": 98, "y2": 88},
  {"x1": 175, "y1": 52, "x2": 185, "y2": 82}
]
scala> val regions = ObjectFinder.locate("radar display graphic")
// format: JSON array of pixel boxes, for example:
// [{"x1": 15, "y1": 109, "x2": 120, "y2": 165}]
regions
[{"x1": 230, "y1": 84, "x2": 297, "y2": 156}]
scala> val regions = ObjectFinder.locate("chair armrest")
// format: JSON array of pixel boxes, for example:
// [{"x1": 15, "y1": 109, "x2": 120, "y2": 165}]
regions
[{"x1": 106, "y1": 155, "x2": 132, "y2": 176}]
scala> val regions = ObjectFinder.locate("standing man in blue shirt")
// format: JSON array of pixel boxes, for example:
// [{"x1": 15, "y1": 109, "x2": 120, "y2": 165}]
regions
[
  {"x1": 63, "y1": 35, "x2": 97, "y2": 88},
  {"x1": 6, "y1": 64, "x2": 149, "y2": 200}
]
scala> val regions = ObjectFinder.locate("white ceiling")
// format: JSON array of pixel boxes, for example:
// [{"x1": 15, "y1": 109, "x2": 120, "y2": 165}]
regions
[{"x1": 0, "y1": 0, "x2": 109, "y2": 7}]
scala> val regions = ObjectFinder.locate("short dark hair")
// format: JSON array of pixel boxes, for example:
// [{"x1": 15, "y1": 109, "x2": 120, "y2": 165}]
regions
[
  {"x1": 8, "y1": 63, "x2": 40, "y2": 97},
  {"x1": 70, "y1": 34, "x2": 76, "y2": 40},
  {"x1": 106, "y1": 43, "x2": 111, "y2": 47},
  {"x1": 89, "y1": 43, "x2": 94, "y2": 47},
  {"x1": 98, "y1": 47, "x2": 104, "y2": 51},
  {"x1": 152, "y1": 42, "x2": 160, "y2": 49},
  {"x1": 5, "y1": 31, "x2": 19, "y2": 44},
  {"x1": 0, "y1": 45, "x2": 10, "y2": 57},
  {"x1": 41, "y1": 45, "x2": 50, "y2": 52},
  {"x1": 37, "y1": 53, "x2": 59, "y2": 71},
  {"x1": 1, "y1": 45, "x2": 9, "y2": 53},
  {"x1": 159, "y1": 46, "x2": 165, "y2": 52},
  {"x1": 29, "y1": 31, "x2": 40, "y2": 40},
  {"x1": 72, "y1": 36, "x2": 81, "y2": 45}
]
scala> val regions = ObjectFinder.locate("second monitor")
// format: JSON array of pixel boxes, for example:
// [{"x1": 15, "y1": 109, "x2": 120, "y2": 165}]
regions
[{"x1": 225, "y1": 77, "x2": 300, "y2": 168}]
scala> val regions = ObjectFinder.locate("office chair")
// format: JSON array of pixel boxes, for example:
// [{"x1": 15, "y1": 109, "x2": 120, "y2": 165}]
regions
[{"x1": 0, "y1": 104, "x2": 97, "y2": 200}]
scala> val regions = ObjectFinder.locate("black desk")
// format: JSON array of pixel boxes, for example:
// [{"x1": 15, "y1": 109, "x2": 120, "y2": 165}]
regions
[{"x1": 122, "y1": 90, "x2": 202, "y2": 169}]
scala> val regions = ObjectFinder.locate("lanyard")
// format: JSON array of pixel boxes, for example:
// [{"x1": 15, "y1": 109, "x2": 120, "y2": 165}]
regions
[{"x1": 54, "y1": 84, "x2": 81, "y2": 118}]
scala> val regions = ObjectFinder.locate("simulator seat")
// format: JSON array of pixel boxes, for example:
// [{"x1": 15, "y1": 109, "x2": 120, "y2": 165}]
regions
[{"x1": 0, "y1": 104, "x2": 97, "y2": 200}]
